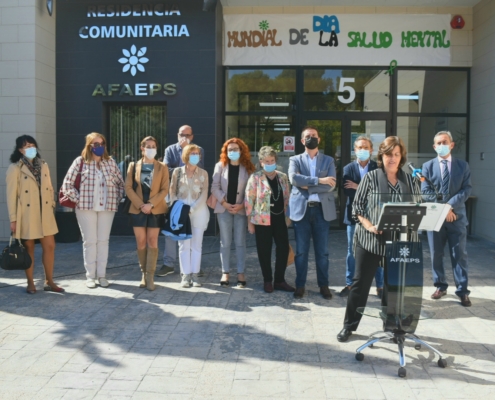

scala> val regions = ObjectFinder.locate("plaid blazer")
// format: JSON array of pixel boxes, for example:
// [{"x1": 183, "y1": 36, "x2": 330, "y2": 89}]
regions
[{"x1": 61, "y1": 156, "x2": 125, "y2": 212}]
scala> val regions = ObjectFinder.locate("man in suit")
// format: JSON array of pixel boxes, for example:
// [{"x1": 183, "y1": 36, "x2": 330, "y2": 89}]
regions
[
  {"x1": 340, "y1": 136, "x2": 384, "y2": 298},
  {"x1": 289, "y1": 126, "x2": 337, "y2": 300},
  {"x1": 422, "y1": 131, "x2": 472, "y2": 307},
  {"x1": 156, "y1": 125, "x2": 205, "y2": 277}
]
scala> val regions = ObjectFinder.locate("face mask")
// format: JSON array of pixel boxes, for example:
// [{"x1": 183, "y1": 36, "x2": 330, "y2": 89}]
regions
[
  {"x1": 355, "y1": 149, "x2": 370, "y2": 161},
  {"x1": 263, "y1": 164, "x2": 277, "y2": 173},
  {"x1": 228, "y1": 151, "x2": 240, "y2": 161},
  {"x1": 189, "y1": 154, "x2": 200, "y2": 165},
  {"x1": 24, "y1": 147, "x2": 37, "y2": 160},
  {"x1": 145, "y1": 148, "x2": 157, "y2": 159},
  {"x1": 91, "y1": 146, "x2": 105, "y2": 157},
  {"x1": 304, "y1": 137, "x2": 319, "y2": 150},
  {"x1": 179, "y1": 137, "x2": 190, "y2": 145},
  {"x1": 435, "y1": 144, "x2": 450, "y2": 157}
]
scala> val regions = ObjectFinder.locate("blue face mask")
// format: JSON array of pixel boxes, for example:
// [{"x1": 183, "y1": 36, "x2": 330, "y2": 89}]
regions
[
  {"x1": 92, "y1": 146, "x2": 105, "y2": 157},
  {"x1": 355, "y1": 149, "x2": 370, "y2": 161},
  {"x1": 263, "y1": 164, "x2": 277, "y2": 173},
  {"x1": 435, "y1": 144, "x2": 450, "y2": 157},
  {"x1": 24, "y1": 147, "x2": 37, "y2": 160},
  {"x1": 228, "y1": 151, "x2": 240, "y2": 161},
  {"x1": 189, "y1": 154, "x2": 200, "y2": 165}
]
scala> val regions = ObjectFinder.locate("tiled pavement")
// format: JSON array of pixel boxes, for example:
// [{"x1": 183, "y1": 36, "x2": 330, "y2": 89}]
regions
[{"x1": 1, "y1": 231, "x2": 495, "y2": 399}]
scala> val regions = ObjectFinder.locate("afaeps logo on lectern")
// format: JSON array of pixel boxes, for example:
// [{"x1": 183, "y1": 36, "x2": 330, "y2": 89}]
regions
[{"x1": 390, "y1": 246, "x2": 420, "y2": 263}]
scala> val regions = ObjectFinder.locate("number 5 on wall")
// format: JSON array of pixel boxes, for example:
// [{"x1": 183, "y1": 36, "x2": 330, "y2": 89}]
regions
[{"x1": 338, "y1": 77, "x2": 356, "y2": 104}]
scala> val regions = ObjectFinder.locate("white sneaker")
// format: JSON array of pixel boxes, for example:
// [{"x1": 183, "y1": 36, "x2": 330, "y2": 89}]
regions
[
  {"x1": 181, "y1": 274, "x2": 191, "y2": 288},
  {"x1": 98, "y1": 277, "x2": 110, "y2": 288},
  {"x1": 191, "y1": 273, "x2": 202, "y2": 287},
  {"x1": 86, "y1": 279, "x2": 96, "y2": 288}
]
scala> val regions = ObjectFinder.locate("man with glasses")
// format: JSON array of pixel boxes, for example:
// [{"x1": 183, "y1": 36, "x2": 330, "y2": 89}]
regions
[{"x1": 156, "y1": 125, "x2": 205, "y2": 277}]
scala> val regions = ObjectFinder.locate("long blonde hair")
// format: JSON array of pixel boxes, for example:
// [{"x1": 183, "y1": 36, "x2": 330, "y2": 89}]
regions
[{"x1": 81, "y1": 132, "x2": 110, "y2": 162}]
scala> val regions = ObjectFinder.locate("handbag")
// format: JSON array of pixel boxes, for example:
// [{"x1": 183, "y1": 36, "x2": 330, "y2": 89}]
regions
[
  {"x1": 164, "y1": 168, "x2": 182, "y2": 221},
  {"x1": 1, "y1": 234, "x2": 32, "y2": 271},
  {"x1": 206, "y1": 193, "x2": 217, "y2": 209},
  {"x1": 58, "y1": 158, "x2": 84, "y2": 208},
  {"x1": 120, "y1": 162, "x2": 136, "y2": 214},
  {"x1": 287, "y1": 244, "x2": 295, "y2": 267}
]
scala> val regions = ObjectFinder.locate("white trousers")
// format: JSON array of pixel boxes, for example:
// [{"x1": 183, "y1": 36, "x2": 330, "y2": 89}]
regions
[
  {"x1": 178, "y1": 227, "x2": 205, "y2": 274},
  {"x1": 75, "y1": 209, "x2": 115, "y2": 279}
]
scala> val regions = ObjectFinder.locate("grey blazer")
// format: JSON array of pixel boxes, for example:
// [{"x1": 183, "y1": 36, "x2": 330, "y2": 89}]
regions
[
  {"x1": 211, "y1": 161, "x2": 250, "y2": 215},
  {"x1": 288, "y1": 152, "x2": 337, "y2": 222}
]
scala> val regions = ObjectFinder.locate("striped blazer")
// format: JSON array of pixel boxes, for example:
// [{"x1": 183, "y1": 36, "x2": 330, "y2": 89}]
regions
[
  {"x1": 62, "y1": 156, "x2": 125, "y2": 212},
  {"x1": 352, "y1": 168, "x2": 421, "y2": 256}
]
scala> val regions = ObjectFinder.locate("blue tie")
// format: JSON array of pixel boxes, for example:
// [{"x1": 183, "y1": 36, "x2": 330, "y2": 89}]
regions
[{"x1": 441, "y1": 160, "x2": 449, "y2": 195}]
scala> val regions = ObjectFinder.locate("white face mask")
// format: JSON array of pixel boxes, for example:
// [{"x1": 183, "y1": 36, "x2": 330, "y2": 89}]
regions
[{"x1": 144, "y1": 148, "x2": 157, "y2": 160}]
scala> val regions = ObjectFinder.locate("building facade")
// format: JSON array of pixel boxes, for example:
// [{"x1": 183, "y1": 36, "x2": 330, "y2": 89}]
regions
[{"x1": 1, "y1": 0, "x2": 494, "y2": 240}]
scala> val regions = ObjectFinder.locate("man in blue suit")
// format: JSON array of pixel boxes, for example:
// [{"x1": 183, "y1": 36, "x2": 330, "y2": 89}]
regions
[
  {"x1": 289, "y1": 126, "x2": 337, "y2": 300},
  {"x1": 340, "y1": 136, "x2": 384, "y2": 298},
  {"x1": 422, "y1": 131, "x2": 472, "y2": 307}
]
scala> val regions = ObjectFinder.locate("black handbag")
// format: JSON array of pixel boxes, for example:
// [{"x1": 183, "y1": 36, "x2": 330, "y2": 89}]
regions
[
  {"x1": 1, "y1": 235, "x2": 32, "y2": 271},
  {"x1": 120, "y1": 162, "x2": 137, "y2": 215}
]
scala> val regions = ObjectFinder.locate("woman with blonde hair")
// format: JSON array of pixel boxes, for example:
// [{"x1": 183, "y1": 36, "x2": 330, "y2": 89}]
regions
[
  {"x1": 245, "y1": 146, "x2": 295, "y2": 293},
  {"x1": 211, "y1": 138, "x2": 255, "y2": 287},
  {"x1": 61, "y1": 132, "x2": 125, "y2": 289},
  {"x1": 169, "y1": 144, "x2": 209, "y2": 288},
  {"x1": 125, "y1": 136, "x2": 169, "y2": 291},
  {"x1": 6, "y1": 135, "x2": 62, "y2": 294}
]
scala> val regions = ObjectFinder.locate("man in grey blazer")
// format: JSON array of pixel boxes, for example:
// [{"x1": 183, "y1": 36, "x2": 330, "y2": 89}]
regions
[
  {"x1": 289, "y1": 126, "x2": 337, "y2": 300},
  {"x1": 422, "y1": 131, "x2": 472, "y2": 307},
  {"x1": 156, "y1": 125, "x2": 205, "y2": 277}
]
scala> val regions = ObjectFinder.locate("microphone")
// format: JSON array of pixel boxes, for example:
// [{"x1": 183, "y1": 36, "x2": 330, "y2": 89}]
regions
[{"x1": 408, "y1": 163, "x2": 425, "y2": 181}]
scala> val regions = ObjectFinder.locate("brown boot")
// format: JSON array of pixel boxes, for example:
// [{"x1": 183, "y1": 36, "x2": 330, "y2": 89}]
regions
[
  {"x1": 146, "y1": 248, "x2": 158, "y2": 291},
  {"x1": 137, "y1": 248, "x2": 147, "y2": 288}
]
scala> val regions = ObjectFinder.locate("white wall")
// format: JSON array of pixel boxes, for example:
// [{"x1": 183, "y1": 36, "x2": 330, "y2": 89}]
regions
[
  {"x1": 470, "y1": 0, "x2": 495, "y2": 242},
  {"x1": 0, "y1": 0, "x2": 56, "y2": 240}
]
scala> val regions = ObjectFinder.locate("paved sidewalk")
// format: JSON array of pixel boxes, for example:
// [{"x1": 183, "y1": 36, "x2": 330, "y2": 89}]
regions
[{"x1": 1, "y1": 231, "x2": 495, "y2": 399}]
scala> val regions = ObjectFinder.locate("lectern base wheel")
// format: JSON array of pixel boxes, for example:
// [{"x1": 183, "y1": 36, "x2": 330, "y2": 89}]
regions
[
  {"x1": 398, "y1": 367, "x2": 407, "y2": 378},
  {"x1": 438, "y1": 359, "x2": 447, "y2": 368},
  {"x1": 355, "y1": 353, "x2": 364, "y2": 361}
]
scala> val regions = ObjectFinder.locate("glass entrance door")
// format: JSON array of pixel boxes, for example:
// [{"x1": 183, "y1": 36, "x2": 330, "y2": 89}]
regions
[{"x1": 305, "y1": 117, "x2": 388, "y2": 228}]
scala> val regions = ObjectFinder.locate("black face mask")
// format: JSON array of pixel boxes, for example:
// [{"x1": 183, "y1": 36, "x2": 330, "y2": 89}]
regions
[{"x1": 304, "y1": 137, "x2": 319, "y2": 150}]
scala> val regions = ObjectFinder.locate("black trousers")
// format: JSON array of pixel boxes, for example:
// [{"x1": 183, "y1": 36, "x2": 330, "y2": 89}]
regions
[
  {"x1": 254, "y1": 213, "x2": 288, "y2": 283},
  {"x1": 344, "y1": 242, "x2": 387, "y2": 331}
]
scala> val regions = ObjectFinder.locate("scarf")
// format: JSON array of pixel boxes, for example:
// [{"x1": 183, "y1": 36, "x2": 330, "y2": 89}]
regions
[{"x1": 21, "y1": 156, "x2": 42, "y2": 187}]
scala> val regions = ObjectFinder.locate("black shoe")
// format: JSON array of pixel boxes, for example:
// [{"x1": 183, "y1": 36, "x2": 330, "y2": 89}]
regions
[
  {"x1": 156, "y1": 265, "x2": 174, "y2": 277},
  {"x1": 460, "y1": 294, "x2": 472, "y2": 307},
  {"x1": 337, "y1": 328, "x2": 352, "y2": 342},
  {"x1": 339, "y1": 286, "x2": 351, "y2": 297},
  {"x1": 320, "y1": 286, "x2": 333, "y2": 300},
  {"x1": 274, "y1": 282, "x2": 296, "y2": 292},
  {"x1": 220, "y1": 273, "x2": 229, "y2": 287},
  {"x1": 293, "y1": 287, "x2": 305, "y2": 299}
]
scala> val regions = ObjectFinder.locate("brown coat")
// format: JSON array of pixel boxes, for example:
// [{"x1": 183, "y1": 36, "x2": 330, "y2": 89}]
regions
[
  {"x1": 125, "y1": 159, "x2": 169, "y2": 215},
  {"x1": 6, "y1": 161, "x2": 58, "y2": 240}
]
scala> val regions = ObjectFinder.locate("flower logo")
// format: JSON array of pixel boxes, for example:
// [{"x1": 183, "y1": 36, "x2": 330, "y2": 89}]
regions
[
  {"x1": 259, "y1": 20, "x2": 269, "y2": 30},
  {"x1": 118, "y1": 45, "x2": 149, "y2": 76},
  {"x1": 399, "y1": 247, "x2": 410, "y2": 257}
]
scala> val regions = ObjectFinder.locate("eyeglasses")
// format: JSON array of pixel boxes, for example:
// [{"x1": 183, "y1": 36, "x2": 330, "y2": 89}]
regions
[
  {"x1": 179, "y1": 134, "x2": 192, "y2": 138},
  {"x1": 228, "y1": 148, "x2": 240, "y2": 152},
  {"x1": 92, "y1": 142, "x2": 105, "y2": 148}
]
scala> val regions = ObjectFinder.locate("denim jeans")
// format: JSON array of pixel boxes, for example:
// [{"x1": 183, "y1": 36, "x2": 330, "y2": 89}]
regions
[
  {"x1": 217, "y1": 212, "x2": 247, "y2": 274},
  {"x1": 346, "y1": 224, "x2": 384, "y2": 288},
  {"x1": 292, "y1": 204, "x2": 330, "y2": 288}
]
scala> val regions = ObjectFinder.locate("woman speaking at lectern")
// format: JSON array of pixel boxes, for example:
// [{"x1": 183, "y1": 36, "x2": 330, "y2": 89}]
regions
[{"x1": 337, "y1": 136, "x2": 421, "y2": 342}]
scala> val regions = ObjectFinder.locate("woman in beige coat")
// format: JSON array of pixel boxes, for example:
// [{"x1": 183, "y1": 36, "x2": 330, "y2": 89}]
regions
[
  {"x1": 5, "y1": 135, "x2": 63, "y2": 294},
  {"x1": 125, "y1": 136, "x2": 169, "y2": 291}
]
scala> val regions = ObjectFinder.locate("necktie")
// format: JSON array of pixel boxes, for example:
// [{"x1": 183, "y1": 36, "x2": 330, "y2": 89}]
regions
[{"x1": 441, "y1": 159, "x2": 449, "y2": 195}]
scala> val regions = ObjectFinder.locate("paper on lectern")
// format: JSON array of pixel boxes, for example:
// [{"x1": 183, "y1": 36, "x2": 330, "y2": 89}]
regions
[{"x1": 418, "y1": 203, "x2": 451, "y2": 232}]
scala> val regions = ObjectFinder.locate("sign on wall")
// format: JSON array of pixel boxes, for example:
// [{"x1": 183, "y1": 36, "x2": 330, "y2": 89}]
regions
[{"x1": 224, "y1": 14, "x2": 451, "y2": 66}]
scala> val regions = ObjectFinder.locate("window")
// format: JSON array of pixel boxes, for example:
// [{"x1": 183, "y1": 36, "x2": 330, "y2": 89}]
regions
[{"x1": 109, "y1": 104, "x2": 167, "y2": 179}]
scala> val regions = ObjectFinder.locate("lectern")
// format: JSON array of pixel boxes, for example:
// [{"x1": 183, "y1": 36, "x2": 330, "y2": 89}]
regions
[{"x1": 354, "y1": 195, "x2": 448, "y2": 378}]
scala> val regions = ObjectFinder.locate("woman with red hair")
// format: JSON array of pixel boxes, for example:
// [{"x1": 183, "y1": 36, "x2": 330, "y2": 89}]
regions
[{"x1": 211, "y1": 138, "x2": 255, "y2": 287}]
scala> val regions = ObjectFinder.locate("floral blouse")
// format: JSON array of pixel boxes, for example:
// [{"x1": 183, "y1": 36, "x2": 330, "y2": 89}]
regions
[
  {"x1": 245, "y1": 170, "x2": 290, "y2": 226},
  {"x1": 169, "y1": 166, "x2": 208, "y2": 214}
]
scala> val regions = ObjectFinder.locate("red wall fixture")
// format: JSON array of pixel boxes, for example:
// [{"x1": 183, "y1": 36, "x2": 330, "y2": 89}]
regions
[{"x1": 451, "y1": 15, "x2": 465, "y2": 29}]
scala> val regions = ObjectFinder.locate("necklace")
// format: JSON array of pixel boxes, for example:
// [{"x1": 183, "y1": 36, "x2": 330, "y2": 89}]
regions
[{"x1": 268, "y1": 175, "x2": 282, "y2": 203}]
